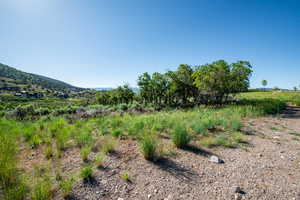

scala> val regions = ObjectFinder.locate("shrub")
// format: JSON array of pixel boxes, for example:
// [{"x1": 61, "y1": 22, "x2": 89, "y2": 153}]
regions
[
  {"x1": 59, "y1": 177, "x2": 75, "y2": 198},
  {"x1": 139, "y1": 134, "x2": 158, "y2": 161},
  {"x1": 12, "y1": 104, "x2": 35, "y2": 120},
  {"x1": 35, "y1": 108, "x2": 51, "y2": 116},
  {"x1": 80, "y1": 167, "x2": 93, "y2": 180},
  {"x1": 117, "y1": 103, "x2": 128, "y2": 111},
  {"x1": 171, "y1": 125, "x2": 191, "y2": 148}
]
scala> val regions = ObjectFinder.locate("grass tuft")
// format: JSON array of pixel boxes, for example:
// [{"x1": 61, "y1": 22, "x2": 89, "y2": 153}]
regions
[
  {"x1": 171, "y1": 125, "x2": 191, "y2": 148},
  {"x1": 139, "y1": 133, "x2": 158, "y2": 161}
]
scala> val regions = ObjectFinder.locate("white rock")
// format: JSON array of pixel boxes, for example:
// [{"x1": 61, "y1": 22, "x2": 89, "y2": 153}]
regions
[
  {"x1": 118, "y1": 198, "x2": 124, "y2": 200},
  {"x1": 209, "y1": 155, "x2": 223, "y2": 163},
  {"x1": 148, "y1": 194, "x2": 152, "y2": 199}
]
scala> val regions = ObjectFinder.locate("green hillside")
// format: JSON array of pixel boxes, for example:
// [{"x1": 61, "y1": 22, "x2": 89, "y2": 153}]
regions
[{"x1": 0, "y1": 63, "x2": 80, "y2": 91}]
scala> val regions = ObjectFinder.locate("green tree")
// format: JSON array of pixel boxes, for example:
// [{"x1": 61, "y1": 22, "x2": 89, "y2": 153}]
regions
[
  {"x1": 262, "y1": 80, "x2": 268, "y2": 91},
  {"x1": 192, "y1": 60, "x2": 252, "y2": 104}
]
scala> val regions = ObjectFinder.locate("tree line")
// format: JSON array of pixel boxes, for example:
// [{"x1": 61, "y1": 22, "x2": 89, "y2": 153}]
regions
[{"x1": 96, "y1": 60, "x2": 253, "y2": 106}]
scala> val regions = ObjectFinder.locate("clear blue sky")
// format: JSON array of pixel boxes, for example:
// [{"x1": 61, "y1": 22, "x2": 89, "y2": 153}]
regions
[{"x1": 0, "y1": 0, "x2": 299, "y2": 89}]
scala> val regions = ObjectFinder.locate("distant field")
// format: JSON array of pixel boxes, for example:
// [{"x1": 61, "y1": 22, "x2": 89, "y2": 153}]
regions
[{"x1": 239, "y1": 91, "x2": 300, "y2": 105}]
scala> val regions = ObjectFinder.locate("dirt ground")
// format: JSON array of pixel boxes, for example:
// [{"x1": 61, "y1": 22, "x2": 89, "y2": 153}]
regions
[{"x1": 28, "y1": 106, "x2": 300, "y2": 200}]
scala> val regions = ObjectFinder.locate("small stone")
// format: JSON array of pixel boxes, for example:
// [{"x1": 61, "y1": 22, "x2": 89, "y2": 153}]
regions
[
  {"x1": 118, "y1": 198, "x2": 124, "y2": 200},
  {"x1": 148, "y1": 194, "x2": 152, "y2": 199},
  {"x1": 235, "y1": 187, "x2": 246, "y2": 194},
  {"x1": 234, "y1": 193, "x2": 242, "y2": 200},
  {"x1": 164, "y1": 194, "x2": 173, "y2": 200},
  {"x1": 154, "y1": 189, "x2": 158, "y2": 193},
  {"x1": 209, "y1": 155, "x2": 223, "y2": 163},
  {"x1": 273, "y1": 136, "x2": 280, "y2": 139},
  {"x1": 96, "y1": 191, "x2": 100, "y2": 194}
]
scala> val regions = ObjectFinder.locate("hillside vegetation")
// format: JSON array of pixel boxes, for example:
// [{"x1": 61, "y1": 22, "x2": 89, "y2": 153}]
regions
[{"x1": 0, "y1": 63, "x2": 79, "y2": 91}]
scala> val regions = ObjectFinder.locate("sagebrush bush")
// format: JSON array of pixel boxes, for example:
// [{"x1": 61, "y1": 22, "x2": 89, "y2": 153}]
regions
[{"x1": 171, "y1": 125, "x2": 191, "y2": 148}]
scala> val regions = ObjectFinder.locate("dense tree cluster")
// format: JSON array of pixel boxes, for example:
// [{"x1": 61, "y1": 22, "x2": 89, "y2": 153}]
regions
[
  {"x1": 138, "y1": 60, "x2": 252, "y2": 106},
  {"x1": 96, "y1": 84, "x2": 135, "y2": 105},
  {"x1": 96, "y1": 60, "x2": 252, "y2": 106}
]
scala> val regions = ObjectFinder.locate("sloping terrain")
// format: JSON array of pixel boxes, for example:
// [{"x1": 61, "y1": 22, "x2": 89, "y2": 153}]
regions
[{"x1": 0, "y1": 63, "x2": 79, "y2": 91}]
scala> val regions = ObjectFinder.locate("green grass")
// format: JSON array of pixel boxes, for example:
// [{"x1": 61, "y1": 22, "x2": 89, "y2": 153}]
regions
[
  {"x1": 171, "y1": 125, "x2": 192, "y2": 148},
  {"x1": 80, "y1": 146, "x2": 92, "y2": 162},
  {"x1": 101, "y1": 135, "x2": 117, "y2": 154},
  {"x1": 59, "y1": 177, "x2": 75, "y2": 198},
  {"x1": 95, "y1": 152, "x2": 106, "y2": 169},
  {"x1": 139, "y1": 133, "x2": 158, "y2": 161},
  {"x1": 31, "y1": 177, "x2": 53, "y2": 200},
  {"x1": 80, "y1": 166, "x2": 93, "y2": 180},
  {"x1": 289, "y1": 132, "x2": 300, "y2": 137}
]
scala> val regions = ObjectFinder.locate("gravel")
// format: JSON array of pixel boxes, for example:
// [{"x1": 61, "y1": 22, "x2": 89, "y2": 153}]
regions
[{"x1": 54, "y1": 106, "x2": 300, "y2": 199}]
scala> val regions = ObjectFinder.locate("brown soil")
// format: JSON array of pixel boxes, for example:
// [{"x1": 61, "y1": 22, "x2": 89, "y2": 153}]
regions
[{"x1": 22, "y1": 106, "x2": 300, "y2": 200}]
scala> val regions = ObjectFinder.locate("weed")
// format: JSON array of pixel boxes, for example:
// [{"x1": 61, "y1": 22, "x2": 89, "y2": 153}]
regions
[{"x1": 120, "y1": 172, "x2": 130, "y2": 182}]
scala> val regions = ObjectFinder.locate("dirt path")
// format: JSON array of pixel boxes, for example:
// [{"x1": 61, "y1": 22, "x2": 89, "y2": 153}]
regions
[{"x1": 69, "y1": 106, "x2": 300, "y2": 200}]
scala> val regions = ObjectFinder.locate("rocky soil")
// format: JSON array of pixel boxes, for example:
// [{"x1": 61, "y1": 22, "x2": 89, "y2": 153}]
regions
[{"x1": 53, "y1": 107, "x2": 300, "y2": 199}]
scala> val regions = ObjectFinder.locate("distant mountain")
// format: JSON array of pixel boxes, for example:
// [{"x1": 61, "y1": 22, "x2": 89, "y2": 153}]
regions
[{"x1": 0, "y1": 63, "x2": 80, "y2": 91}]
